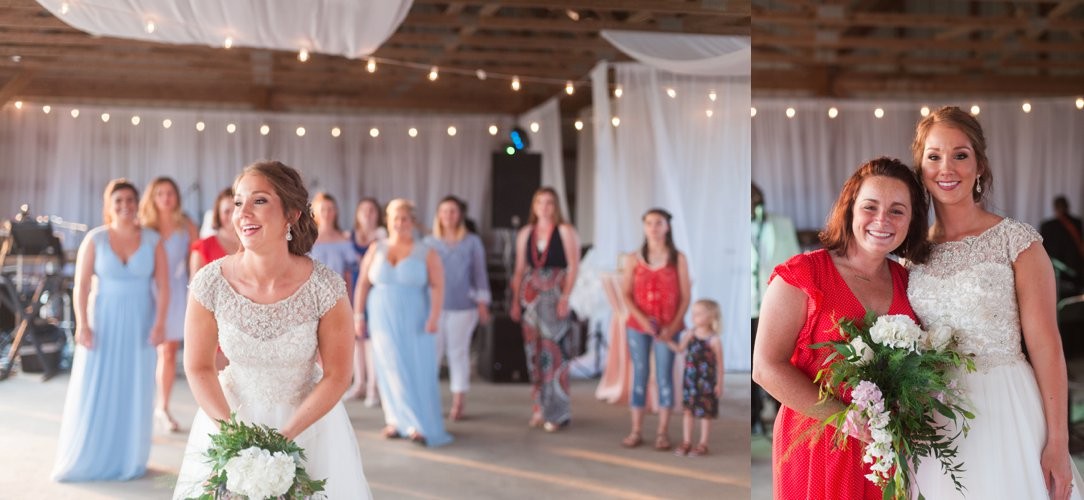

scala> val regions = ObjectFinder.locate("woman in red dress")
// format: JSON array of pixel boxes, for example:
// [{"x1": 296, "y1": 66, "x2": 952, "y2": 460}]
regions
[
  {"x1": 188, "y1": 187, "x2": 239, "y2": 370},
  {"x1": 751, "y1": 157, "x2": 930, "y2": 499}
]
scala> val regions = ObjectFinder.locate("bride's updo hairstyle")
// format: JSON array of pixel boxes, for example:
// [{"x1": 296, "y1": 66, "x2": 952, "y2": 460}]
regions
[
  {"x1": 235, "y1": 160, "x2": 318, "y2": 256},
  {"x1": 819, "y1": 157, "x2": 930, "y2": 264},
  {"x1": 911, "y1": 106, "x2": 991, "y2": 203}
]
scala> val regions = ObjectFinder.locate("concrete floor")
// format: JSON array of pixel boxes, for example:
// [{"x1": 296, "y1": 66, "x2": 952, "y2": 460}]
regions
[{"x1": 0, "y1": 366, "x2": 749, "y2": 500}]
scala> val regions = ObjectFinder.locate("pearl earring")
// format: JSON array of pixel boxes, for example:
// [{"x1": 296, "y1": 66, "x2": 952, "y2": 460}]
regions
[
  {"x1": 976, "y1": 176, "x2": 983, "y2": 194},
  {"x1": 286, "y1": 223, "x2": 293, "y2": 242}
]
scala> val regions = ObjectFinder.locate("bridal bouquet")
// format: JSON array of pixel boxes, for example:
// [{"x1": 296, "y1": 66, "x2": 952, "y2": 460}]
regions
[
  {"x1": 189, "y1": 414, "x2": 326, "y2": 500},
  {"x1": 812, "y1": 313, "x2": 976, "y2": 500}
]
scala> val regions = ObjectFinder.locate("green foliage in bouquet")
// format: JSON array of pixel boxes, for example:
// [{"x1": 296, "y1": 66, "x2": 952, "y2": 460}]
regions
[
  {"x1": 811, "y1": 311, "x2": 977, "y2": 500},
  {"x1": 190, "y1": 413, "x2": 326, "y2": 500}
]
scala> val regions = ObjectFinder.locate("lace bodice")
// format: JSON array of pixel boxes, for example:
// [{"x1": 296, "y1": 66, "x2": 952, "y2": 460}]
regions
[
  {"x1": 189, "y1": 258, "x2": 345, "y2": 408},
  {"x1": 907, "y1": 218, "x2": 1041, "y2": 372}
]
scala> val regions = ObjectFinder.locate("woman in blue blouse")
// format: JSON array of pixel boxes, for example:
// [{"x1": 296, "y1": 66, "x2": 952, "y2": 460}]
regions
[{"x1": 424, "y1": 195, "x2": 491, "y2": 420}]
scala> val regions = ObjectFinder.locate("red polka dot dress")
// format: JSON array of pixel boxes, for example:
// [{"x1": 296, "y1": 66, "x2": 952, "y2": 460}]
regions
[{"x1": 769, "y1": 249, "x2": 917, "y2": 500}]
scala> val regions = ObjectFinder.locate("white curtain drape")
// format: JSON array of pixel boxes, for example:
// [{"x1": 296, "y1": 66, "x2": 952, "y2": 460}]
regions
[
  {"x1": 37, "y1": 0, "x2": 412, "y2": 59},
  {"x1": 600, "y1": 30, "x2": 750, "y2": 77},
  {"x1": 575, "y1": 106, "x2": 596, "y2": 244},
  {"x1": 590, "y1": 62, "x2": 751, "y2": 371},
  {"x1": 518, "y1": 97, "x2": 569, "y2": 218},
  {"x1": 0, "y1": 105, "x2": 512, "y2": 246},
  {"x1": 752, "y1": 99, "x2": 1084, "y2": 231}
]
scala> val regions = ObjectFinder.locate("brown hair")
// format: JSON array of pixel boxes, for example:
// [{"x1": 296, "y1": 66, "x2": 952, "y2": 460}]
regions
[
  {"x1": 640, "y1": 208, "x2": 678, "y2": 267},
  {"x1": 911, "y1": 106, "x2": 991, "y2": 203},
  {"x1": 432, "y1": 195, "x2": 467, "y2": 241},
  {"x1": 527, "y1": 186, "x2": 565, "y2": 226},
  {"x1": 353, "y1": 197, "x2": 383, "y2": 233},
  {"x1": 819, "y1": 157, "x2": 930, "y2": 263},
  {"x1": 312, "y1": 192, "x2": 342, "y2": 232},
  {"x1": 234, "y1": 161, "x2": 317, "y2": 256},
  {"x1": 102, "y1": 178, "x2": 139, "y2": 225},
  {"x1": 211, "y1": 187, "x2": 234, "y2": 230},
  {"x1": 138, "y1": 176, "x2": 188, "y2": 230}
]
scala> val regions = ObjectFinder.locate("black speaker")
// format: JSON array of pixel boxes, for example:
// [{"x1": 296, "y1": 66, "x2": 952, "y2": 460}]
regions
[
  {"x1": 491, "y1": 152, "x2": 541, "y2": 228},
  {"x1": 18, "y1": 323, "x2": 65, "y2": 374},
  {"x1": 476, "y1": 314, "x2": 529, "y2": 383}
]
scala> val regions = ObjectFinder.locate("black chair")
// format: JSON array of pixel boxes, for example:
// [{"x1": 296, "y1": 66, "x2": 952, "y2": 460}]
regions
[{"x1": 1056, "y1": 294, "x2": 1084, "y2": 452}]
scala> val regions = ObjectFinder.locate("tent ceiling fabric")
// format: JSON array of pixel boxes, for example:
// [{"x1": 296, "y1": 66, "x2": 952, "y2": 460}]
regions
[
  {"x1": 601, "y1": 30, "x2": 750, "y2": 76},
  {"x1": 0, "y1": 1, "x2": 751, "y2": 115},
  {"x1": 34, "y1": 0, "x2": 413, "y2": 59}
]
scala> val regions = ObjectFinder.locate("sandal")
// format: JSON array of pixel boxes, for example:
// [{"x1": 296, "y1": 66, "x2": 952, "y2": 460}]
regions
[
  {"x1": 381, "y1": 426, "x2": 401, "y2": 439},
  {"x1": 408, "y1": 432, "x2": 427, "y2": 446},
  {"x1": 621, "y1": 432, "x2": 643, "y2": 448},
  {"x1": 528, "y1": 414, "x2": 544, "y2": 429},
  {"x1": 689, "y1": 443, "x2": 709, "y2": 456},
  {"x1": 543, "y1": 420, "x2": 569, "y2": 433},
  {"x1": 674, "y1": 441, "x2": 692, "y2": 456},
  {"x1": 654, "y1": 434, "x2": 672, "y2": 451}
]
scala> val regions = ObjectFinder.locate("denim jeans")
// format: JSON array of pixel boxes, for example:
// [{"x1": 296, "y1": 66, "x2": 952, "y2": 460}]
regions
[{"x1": 627, "y1": 327, "x2": 676, "y2": 409}]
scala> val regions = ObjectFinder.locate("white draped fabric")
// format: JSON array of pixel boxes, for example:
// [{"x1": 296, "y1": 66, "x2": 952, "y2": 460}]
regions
[
  {"x1": 36, "y1": 0, "x2": 412, "y2": 59},
  {"x1": 0, "y1": 105, "x2": 512, "y2": 244},
  {"x1": 574, "y1": 107, "x2": 596, "y2": 245},
  {"x1": 590, "y1": 61, "x2": 751, "y2": 370},
  {"x1": 518, "y1": 97, "x2": 570, "y2": 218},
  {"x1": 752, "y1": 99, "x2": 1084, "y2": 231},
  {"x1": 600, "y1": 30, "x2": 751, "y2": 77}
]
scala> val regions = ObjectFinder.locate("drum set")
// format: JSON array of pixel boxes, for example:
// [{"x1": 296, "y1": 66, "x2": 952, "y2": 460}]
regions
[{"x1": 0, "y1": 205, "x2": 84, "y2": 381}]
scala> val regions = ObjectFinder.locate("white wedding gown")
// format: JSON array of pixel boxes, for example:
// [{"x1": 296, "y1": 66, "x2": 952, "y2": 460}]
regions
[
  {"x1": 173, "y1": 259, "x2": 371, "y2": 499},
  {"x1": 908, "y1": 218, "x2": 1083, "y2": 499}
]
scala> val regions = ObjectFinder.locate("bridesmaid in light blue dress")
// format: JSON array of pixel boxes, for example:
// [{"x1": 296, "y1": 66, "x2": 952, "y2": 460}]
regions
[
  {"x1": 53, "y1": 179, "x2": 169, "y2": 482},
  {"x1": 355, "y1": 198, "x2": 451, "y2": 447},
  {"x1": 138, "y1": 177, "x2": 199, "y2": 433}
]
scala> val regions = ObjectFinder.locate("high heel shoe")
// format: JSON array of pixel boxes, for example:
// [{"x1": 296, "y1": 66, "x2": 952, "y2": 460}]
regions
[{"x1": 155, "y1": 409, "x2": 180, "y2": 433}]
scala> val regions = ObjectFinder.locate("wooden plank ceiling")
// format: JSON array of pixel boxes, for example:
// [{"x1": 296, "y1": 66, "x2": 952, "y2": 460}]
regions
[
  {"x1": 0, "y1": 0, "x2": 751, "y2": 115},
  {"x1": 753, "y1": 0, "x2": 1084, "y2": 98}
]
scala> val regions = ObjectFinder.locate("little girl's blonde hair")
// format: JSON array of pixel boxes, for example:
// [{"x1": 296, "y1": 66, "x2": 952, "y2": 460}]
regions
[{"x1": 695, "y1": 299, "x2": 722, "y2": 334}]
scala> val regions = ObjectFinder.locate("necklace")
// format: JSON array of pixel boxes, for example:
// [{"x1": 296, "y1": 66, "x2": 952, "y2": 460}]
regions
[{"x1": 530, "y1": 226, "x2": 553, "y2": 268}]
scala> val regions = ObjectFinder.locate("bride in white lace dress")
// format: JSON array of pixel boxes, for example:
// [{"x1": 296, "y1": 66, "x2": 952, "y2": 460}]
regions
[
  {"x1": 907, "y1": 107, "x2": 1080, "y2": 500},
  {"x1": 173, "y1": 161, "x2": 370, "y2": 499}
]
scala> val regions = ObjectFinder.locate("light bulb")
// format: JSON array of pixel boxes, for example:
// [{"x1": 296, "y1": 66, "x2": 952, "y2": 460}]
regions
[
  {"x1": 565, "y1": 81, "x2": 574, "y2": 95},
  {"x1": 920, "y1": 106, "x2": 931, "y2": 117},
  {"x1": 100, "y1": 112, "x2": 109, "y2": 122},
  {"x1": 708, "y1": 90, "x2": 717, "y2": 102},
  {"x1": 59, "y1": 1, "x2": 69, "y2": 14},
  {"x1": 476, "y1": 69, "x2": 487, "y2": 80},
  {"x1": 750, "y1": 107, "x2": 757, "y2": 117},
  {"x1": 611, "y1": 116, "x2": 620, "y2": 127},
  {"x1": 511, "y1": 76, "x2": 520, "y2": 91},
  {"x1": 574, "y1": 120, "x2": 583, "y2": 130},
  {"x1": 705, "y1": 109, "x2": 713, "y2": 118},
  {"x1": 428, "y1": 66, "x2": 439, "y2": 81},
  {"x1": 785, "y1": 107, "x2": 796, "y2": 118},
  {"x1": 488, "y1": 124, "x2": 498, "y2": 135},
  {"x1": 259, "y1": 124, "x2": 270, "y2": 135},
  {"x1": 145, "y1": 20, "x2": 156, "y2": 34},
  {"x1": 447, "y1": 126, "x2": 457, "y2": 136},
  {"x1": 666, "y1": 88, "x2": 677, "y2": 99},
  {"x1": 408, "y1": 127, "x2": 418, "y2": 138},
  {"x1": 162, "y1": 118, "x2": 172, "y2": 129},
  {"x1": 196, "y1": 121, "x2": 205, "y2": 131},
  {"x1": 131, "y1": 116, "x2": 140, "y2": 126},
  {"x1": 529, "y1": 122, "x2": 539, "y2": 133},
  {"x1": 332, "y1": 127, "x2": 341, "y2": 138},
  {"x1": 366, "y1": 58, "x2": 376, "y2": 73},
  {"x1": 298, "y1": 48, "x2": 309, "y2": 62},
  {"x1": 614, "y1": 86, "x2": 623, "y2": 98},
  {"x1": 874, "y1": 108, "x2": 885, "y2": 119},
  {"x1": 71, "y1": 109, "x2": 79, "y2": 118},
  {"x1": 296, "y1": 126, "x2": 305, "y2": 137},
  {"x1": 970, "y1": 105, "x2": 980, "y2": 116},
  {"x1": 369, "y1": 127, "x2": 379, "y2": 138},
  {"x1": 828, "y1": 107, "x2": 838, "y2": 119},
  {"x1": 223, "y1": 37, "x2": 233, "y2": 49},
  {"x1": 42, "y1": 105, "x2": 51, "y2": 114},
  {"x1": 1076, "y1": 97, "x2": 1083, "y2": 110},
  {"x1": 1022, "y1": 102, "x2": 1032, "y2": 113},
  {"x1": 226, "y1": 123, "x2": 236, "y2": 134},
  {"x1": 13, "y1": 101, "x2": 22, "y2": 110}
]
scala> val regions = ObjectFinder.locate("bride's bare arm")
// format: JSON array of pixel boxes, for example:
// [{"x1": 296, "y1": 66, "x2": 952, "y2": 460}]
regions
[
  {"x1": 279, "y1": 297, "x2": 353, "y2": 441},
  {"x1": 752, "y1": 278, "x2": 848, "y2": 423},
  {"x1": 1015, "y1": 242, "x2": 1074, "y2": 500},
  {"x1": 183, "y1": 297, "x2": 230, "y2": 422}
]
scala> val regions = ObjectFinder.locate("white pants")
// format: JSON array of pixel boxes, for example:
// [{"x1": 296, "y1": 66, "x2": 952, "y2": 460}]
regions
[{"x1": 435, "y1": 309, "x2": 479, "y2": 394}]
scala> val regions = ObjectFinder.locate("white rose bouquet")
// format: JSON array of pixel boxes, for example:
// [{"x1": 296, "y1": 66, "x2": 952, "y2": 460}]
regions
[
  {"x1": 812, "y1": 313, "x2": 976, "y2": 499},
  {"x1": 188, "y1": 414, "x2": 326, "y2": 500}
]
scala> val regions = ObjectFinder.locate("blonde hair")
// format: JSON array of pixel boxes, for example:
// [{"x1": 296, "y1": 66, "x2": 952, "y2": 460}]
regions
[
  {"x1": 386, "y1": 198, "x2": 416, "y2": 222},
  {"x1": 432, "y1": 195, "x2": 467, "y2": 241},
  {"x1": 695, "y1": 299, "x2": 722, "y2": 334},
  {"x1": 138, "y1": 176, "x2": 188, "y2": 230}
]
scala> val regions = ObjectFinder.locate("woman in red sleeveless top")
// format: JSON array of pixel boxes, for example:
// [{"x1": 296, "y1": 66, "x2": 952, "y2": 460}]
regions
[
  {"x1": 619, "y1": 208, "x2": 691, "y2": 450},
  {"x1": 751, "y1": 158, "x2": 931, "y2": 499},
  {"x1": 188, "y1": 187, "x2": 239, "y2": 370}
]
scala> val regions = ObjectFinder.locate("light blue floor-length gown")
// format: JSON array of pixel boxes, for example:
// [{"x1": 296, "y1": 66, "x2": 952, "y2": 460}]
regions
[
  {"x1": 368, "y1": 241, "x2": 452, "y2": 447},
  {"x1": 52, "y1": 226, "x2": 159, "y2": 481}
]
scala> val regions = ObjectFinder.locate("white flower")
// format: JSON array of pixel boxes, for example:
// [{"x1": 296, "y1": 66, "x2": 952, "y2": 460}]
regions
[
  {"x1": 223, "y1": 446, "x2": 297, "y2": 499},
  {"x1": 849, "y1": 336, "x2": 874, "y2": 366},
  {"x1": 924, "y1": 324, "x2": 954, "y2": 351},
  {"x1": 869, "y1": 315, "x2": 923, "y2": 350}
]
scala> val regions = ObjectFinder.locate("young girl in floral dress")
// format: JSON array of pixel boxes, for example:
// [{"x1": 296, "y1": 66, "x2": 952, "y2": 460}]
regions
[{"x1": 674, "y1": 299, "x2": 724, "y2": 457}]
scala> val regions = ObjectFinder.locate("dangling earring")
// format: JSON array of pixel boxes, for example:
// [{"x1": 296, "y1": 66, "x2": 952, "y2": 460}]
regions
[
  {"x1": 286, "y1": 223, "x2": 294, "y2": 242},
  {"x1": 976, "y1": 175, "x2": 983, "y2": 194}
]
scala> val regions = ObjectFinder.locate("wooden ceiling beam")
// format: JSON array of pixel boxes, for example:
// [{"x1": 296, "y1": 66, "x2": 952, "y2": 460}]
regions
[
  {"x1": 402, "y1": 13, "x2": 745, "y2": 35},
  {"x1": 755, "y1": 34, "x2": 1084, "y2": 54},
  {"x1": 753, "y1": 50, "x2": 1084, "y2": 72},
  {"x1": 0, "y1": 69, "x2": 33, "y2": 104},
  {"x1": 754, "y1": 10, "x2": 1084, "y2": 31},
  {"x1": 411, "y1": 0, "x2": 751, "y2": 16},
  {"x1": 753, "y1": 68, "x2": 1084, "y2": 97}
]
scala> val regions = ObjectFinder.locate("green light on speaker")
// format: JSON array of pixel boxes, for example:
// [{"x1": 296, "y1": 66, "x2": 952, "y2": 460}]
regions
[{"x1": 505, "y1": 146, "x2": 515, "y2": 155}]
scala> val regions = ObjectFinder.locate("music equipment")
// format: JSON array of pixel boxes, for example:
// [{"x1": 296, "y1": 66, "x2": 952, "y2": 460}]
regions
[
  {"x1": 476, "y1": 314, "x2": 529, "y2": 383},
  {"x1": 490, "y1": 152, "x2": 541, "y2": 229},
  {"x1": 17, "y1": 323, "x2": 64, "y2": 375}
]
